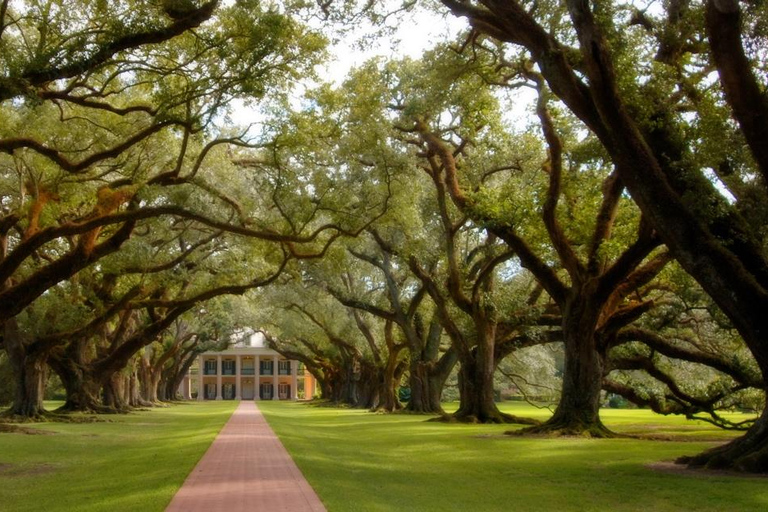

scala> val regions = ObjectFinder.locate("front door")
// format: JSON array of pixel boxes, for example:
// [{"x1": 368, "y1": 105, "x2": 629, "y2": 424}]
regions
[{"x1": 242, "y1": 382, "x2": 254, "y2": 400}]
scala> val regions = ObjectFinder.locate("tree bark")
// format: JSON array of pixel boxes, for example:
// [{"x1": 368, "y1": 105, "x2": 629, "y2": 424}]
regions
[
  {"x1": 406, "y1": 334, "x2": 458, "y2": 414},
  {"x1": 521, "y1": 294, "x2": 615, "y2": 436},
  {"x1": 6, "y1": 349, "x2": 48, "y2": 418},
  {"x1": 49, "y1": 355, "x2": 103, "y2": 413},
  {"x1": 3, "y1": 319, "x2": 48, "y2": 418},
  {"x1": 49, "y1": 337, "x2": 105, "y2": 413},
  {"x1": 450, "y1": 317, "x2": 539, "y2": 424},
  {"x1": 678, "y1": 403, "x2": 768, "y2": 472},
  {"x1": 101, "y1": 372, "x2": 132, "y2": 412},
  {"x1": 407, "y1": 361, "x2": 446, "y2": 413}
]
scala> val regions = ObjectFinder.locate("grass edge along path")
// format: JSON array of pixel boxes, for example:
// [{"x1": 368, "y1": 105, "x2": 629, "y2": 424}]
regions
[
  {"x1": 260, "y1": 401, "x2": 768, "y2": 512},
  {"x1": 0, "y1": 401, "x2": 237, "y2": 512}
]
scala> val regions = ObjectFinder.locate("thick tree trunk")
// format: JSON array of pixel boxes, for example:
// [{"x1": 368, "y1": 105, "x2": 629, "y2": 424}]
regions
[
  {"x1": 3, "y1": 320, "x2": 48, "y2": 418},
  {"x1": 453, "y1": 353, "x2": 537, "y2": 424},
  {"x1": 407, "y1": 359, "x2": 452, "y2": 413},
  {"x1": 451, "y1": 322, "x2": 539, "y2": 424},
  {"x1": 407, "y1": 362, "x2": 431, "y2": 411},
  {"x1": 521, "y1": 296, "x2": 614, "y2": 437},
  {"x1": 678, "y1": 401, "x2": 768, "y2": 472},
  {"x1": 162, "y1": 352, "x2": 196, "y2": 401},
  {"x1": 454, "y1": 357, "x2": 505, "y2": 422},
  {"x1": 53, "y1": 362, "x2": 102, "y2": 413},
  {"x1": 407, "y1": 362, "x2": 442, "y2": 413},
  {"x1": 101, "y1": 372, "x2": 131, "y2": 412},
  {"x1": 318, "y1": 378, "x2": 333, "y2": 400},
  {"x1": 49, "y1": 341, "x2": 104, "y2": 413},
  {"x1": 406, "y1": 317, "x2": 453, "y2": 413},
  {"x1": 369, "y1": 356, "x2": 403, "y2": 413},
  {"x1": 453, "y1": 322, "x2": 507, "y2": 423},
  {"x1": 127, "y1": 369, "x2": 144, "y2": 407},
  {"x1": 7, "y1": 350, "x2": 48, "y2": 418},
  {"x1": 142, "y1": 371, "x2": 161, "y2": 403},
  {"x1": 407, "y1": 346, "x2": 459, "y2": 413}
]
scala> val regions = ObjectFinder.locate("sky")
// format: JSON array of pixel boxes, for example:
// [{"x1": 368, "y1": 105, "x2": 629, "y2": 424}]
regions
[{"x1": 229, "y1": 4, "x2": 471, "y2": 129}]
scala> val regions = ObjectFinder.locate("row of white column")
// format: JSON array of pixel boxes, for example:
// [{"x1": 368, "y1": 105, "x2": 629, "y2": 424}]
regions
[{"x1": 196, "y1": 354, "x2": 299, "y2": 400}]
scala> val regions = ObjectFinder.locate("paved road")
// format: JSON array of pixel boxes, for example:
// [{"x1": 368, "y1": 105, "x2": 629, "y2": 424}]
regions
[{"x1": 166, "y1": 401, "x2": 326, "y2": 512}]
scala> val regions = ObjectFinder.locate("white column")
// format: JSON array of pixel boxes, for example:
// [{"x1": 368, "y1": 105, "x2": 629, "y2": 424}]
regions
[
  {"x1": 272, "y1": 355, "x2": 279, "y2": 400},
  {"x1": 291, "y1": 360, "x2": 298, "y2": 400},
  {"x1": 254, "y1": 355, "x2": 260, "y2": 400},
  {"x1": 196, "y1": 357, "x2": 203, "y2": 401},
  {"x1": 235, "y1": 355, "x2": 242, "y2": 400},
  {"x1": 179, "y1": 372, "x2": 192, "y2": 400},
  {"x1": 216, "y1": 355, "x2": 222, "y2": 400}
]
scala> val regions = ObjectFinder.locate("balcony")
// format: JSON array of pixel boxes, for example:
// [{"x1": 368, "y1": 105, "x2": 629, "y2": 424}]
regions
[
  {"x1": 222, "y1": 370, "x2": 236, "y2": 376},
  {"x1": 241, "y1": 368, "x2": 255, "y2": 375},
  {"x1": 203, "y1": 369, "x2": 217, "y2": 376},
  {"x1": 260, "y1": 369, "x2": 273, "y2": 376}
]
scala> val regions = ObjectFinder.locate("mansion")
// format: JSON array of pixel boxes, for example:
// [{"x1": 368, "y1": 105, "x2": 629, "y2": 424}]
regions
[{"x1": 179, "y1": 339, "x2": 316, "y2": 401}]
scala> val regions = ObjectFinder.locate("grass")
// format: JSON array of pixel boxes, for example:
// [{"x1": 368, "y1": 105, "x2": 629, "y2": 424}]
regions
[
  {"x1": 1, "y1": 400, "x2": 765, "y2": 512},
  {"x1": 259, "y1": 401, "x2": 768, "y2": 512},
  {"x1": 0, "y1": 400, "x2": 236, "y2": 512}
]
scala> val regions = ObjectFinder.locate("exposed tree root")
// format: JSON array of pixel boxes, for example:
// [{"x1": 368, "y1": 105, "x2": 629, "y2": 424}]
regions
[
  {"x1": 429, "y1": 411, "x2": 541, "y2": 425},
  {"x1": 1, "y1": 409, "x2": 104, "y2": 424},
  {"x1": 509, "y1": 419, "x2": 620, "y2": 438},
  {"x1": 677, "y1": 426, "x2": 768, "y2": 473},
  {"x1": 55, "y1": 402, "x2": 128, "y2": 415}
]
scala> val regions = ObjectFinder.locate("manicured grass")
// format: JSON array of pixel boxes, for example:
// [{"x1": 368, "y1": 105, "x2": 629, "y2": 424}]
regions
[
  {"x1": 0, "y1": 401, "x2": 237, "y2": 512},
  {"x1": 259, "y1": 401, "x2": 768, "y2": 512}
]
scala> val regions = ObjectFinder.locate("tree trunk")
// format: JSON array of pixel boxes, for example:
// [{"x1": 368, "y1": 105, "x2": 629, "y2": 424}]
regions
[
  {"x1": 3, "y1": 320, "x2": 48, "y2": 418},
  {"x1": 127, "y1": 369, "x2": 143, "y2": 407},
  {"x1": 370, "y1": 366, "x2": 402, "y2": 413},
  {"x1": 407, "y1": 362, "x2": 433, "y2": 412},
  {"x1": 452, "y1": 321, "x2": 539, "y2": 424},
  {"x1": 369, "y1": 352, "x2": 404, "y2": 413},
  {"x1": 7, "y1": 349, "x2": 48, "y2": 418},
  {"x1": 521, "y1": 295, "x2": 615, "y2": 437},
  {"x1": 453, "y1": 354, "x2": 526, "y2": 424},
  {"x1": 678, "y1": 401, "x2": 768, "y2": 472},
  {"x1": 101, "y1": 372, "x2": 131, "y2": 412},
  {"x1": 407, "y1": 361, "x2": 448, "y2": 414},
  {"x1": 49, "y1": 339, "x2": 105, "y2": 413},
  {"x1": 50, "y1": 356, "x2": 103, "y2": 413}
]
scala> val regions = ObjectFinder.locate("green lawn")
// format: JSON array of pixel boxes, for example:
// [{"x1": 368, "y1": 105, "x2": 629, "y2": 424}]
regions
[
  {"x1": 0, "y1": 401, "x2": 236, "y2": 512},
  {"x1": 259, "y1": 401, "x2": 768, "y2": 512},
  {"x1": 2, "y1": 400, "x2": 766, "y2": 512}
]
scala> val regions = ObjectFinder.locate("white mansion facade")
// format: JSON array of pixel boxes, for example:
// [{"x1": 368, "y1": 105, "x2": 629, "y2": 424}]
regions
[{"x1": 179, "y1": 339, "x2": 316, "y2": 401}]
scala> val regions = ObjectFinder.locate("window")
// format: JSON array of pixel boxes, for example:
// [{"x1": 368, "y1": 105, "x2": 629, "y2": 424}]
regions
[
  {"x1": 260, "y1": 360, "x2": 273, "y2": 375},
  {"x1": 222, "y1": 359, "x2": 235, "y2": 375},
  {"x1": 260, "y1": 383, "x2": 273, "y2": 399},
  {"x1": 278, "y1": 383, "x2": 290, "y2": 399},
  {"x1": 204, "y1": 359, "x2": 217, "y2": 375},
  {"x1": 278, "y1": 360, "x2": 290, "y2": 375}
]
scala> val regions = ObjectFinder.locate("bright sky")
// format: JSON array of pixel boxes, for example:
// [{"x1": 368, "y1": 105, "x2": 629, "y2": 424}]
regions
[
  {"x1": 229, "y1": 5, "x2": 470, "y2": 129},
  {"x1": 228, "y1": 4, "x2": 539, "y2": 136}
]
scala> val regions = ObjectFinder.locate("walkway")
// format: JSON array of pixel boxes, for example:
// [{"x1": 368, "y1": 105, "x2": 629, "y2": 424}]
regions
[{"x1": 166, "y1": 401, "x2": 326, "y2": 512}]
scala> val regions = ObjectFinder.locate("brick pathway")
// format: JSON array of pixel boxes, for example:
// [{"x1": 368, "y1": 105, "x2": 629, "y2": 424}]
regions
[{"x1": 165, "y1": 401, "x2": 326, "y2": 512}]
